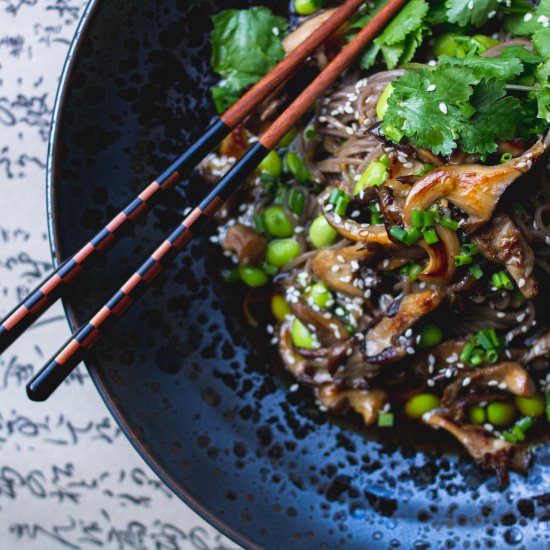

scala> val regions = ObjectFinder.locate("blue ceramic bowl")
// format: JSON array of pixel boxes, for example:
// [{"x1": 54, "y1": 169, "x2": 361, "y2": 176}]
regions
[{"x1": 47, "y1": 1, "x2": 550, "y2": 548}]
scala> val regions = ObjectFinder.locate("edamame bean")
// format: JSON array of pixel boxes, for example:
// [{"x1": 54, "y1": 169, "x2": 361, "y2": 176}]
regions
[
  {"x1": 433, "y1": 33, "x2": 465, "y2": 58},
  {"x1": 292, "y1": 318, "x2": 320, "y2": 349},
  {"x1": 266, "y1": 238, "x2": 301, "y2": 267},
  {"x1": 294, "y1": 0, "x2": 324, "y2": 16},
  {"x1": 468, "y1": 405, "x2": 486, "y2": 425},
  {"x1": 418, "y1": 323, "x2": 443, "y2": 348},
  {"x1": 259, "y1": 150, "x2": 283, "y2": 177},
  {"x1": 487, "y1": 402, "x2": 516, "y2": 427},
  {"x1": 404, "y1": 394, "x2": 441, "y2": 419},
  {"x1": 238, "y1": 265, "x2": 268, "y2": 288},
  {"x1": 271, "y1": 294, "x2": 292, "y2": 322},
  {"x1": 309, "y1": 215, "x2": 338, "y2": 248},
  {"x1": 305, "y1": 283, "x2": 334, "y2": 309},
  {"x1": 264, "y1": 206, "x2": 294, "y2": 237},
  {"x1": 515, "y1": 394, "x2": 545, "y2": 417}
]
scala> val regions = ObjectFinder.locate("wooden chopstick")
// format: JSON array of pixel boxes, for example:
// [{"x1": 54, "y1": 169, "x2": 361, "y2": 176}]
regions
[
  {"x1": 26, "y1": 0, "x2": 408, "y2": 402},
  {"x1": 0, "y1": 0, "x2": 366, "y2": 356}
]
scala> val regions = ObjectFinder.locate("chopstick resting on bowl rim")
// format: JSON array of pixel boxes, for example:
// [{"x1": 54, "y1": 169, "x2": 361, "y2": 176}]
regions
[
  {"x1": 26, "y1": 0, "x2": 409, "y2": 402},
  {"x1": 0, "y1": 0, "x2": 367, "y2": 355}
]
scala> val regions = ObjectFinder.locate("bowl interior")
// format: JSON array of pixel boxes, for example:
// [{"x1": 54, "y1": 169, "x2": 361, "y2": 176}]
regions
[{"x1": 50, "y1": 1, "x2": 550, "y2": 548}]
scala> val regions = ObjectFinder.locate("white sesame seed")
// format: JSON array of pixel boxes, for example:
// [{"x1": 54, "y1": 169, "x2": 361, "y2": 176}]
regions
[
  {"x1": 406, "y1": 347, "x2": 415, "y2": 355},
  {"x1": 427, "y1": 84, "x2": 436, "y2": 92},
  {"x1": 524, "y1": 12, "x2": 533, "y2": 22},
  {"x1": 484, "y1": 423, "x2": 494, "y2": 432},
  {"x1": 439, "y1": 103, "x2": 448, "y2": 115},
  {"x1": 498, "y1": 382, "x2": 507, "y2": 390},
  {"x1": 462, "y1": 377, "x2": 471, "y2": 387},
  {"x1": 289, "y1": 383, "x2": 299, "y2": 392},
  {"x1": 518, "y1": 278, "x2": 526, "y2": 289},
  {"x1": 467, "y1": 0, "x2": 474, "y2": 9}
]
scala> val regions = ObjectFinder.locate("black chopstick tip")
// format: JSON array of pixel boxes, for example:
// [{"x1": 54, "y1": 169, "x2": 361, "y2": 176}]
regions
[{"x1": 26, "y1": 380, "x2": 49, "y2": 402}]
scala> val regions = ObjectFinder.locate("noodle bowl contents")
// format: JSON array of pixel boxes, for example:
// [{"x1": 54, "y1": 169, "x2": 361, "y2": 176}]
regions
[{"x1": 202, "y1": 1, "x2": 550, "y2": 485}]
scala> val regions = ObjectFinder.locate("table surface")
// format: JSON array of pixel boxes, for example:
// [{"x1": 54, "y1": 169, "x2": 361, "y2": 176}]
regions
[{"x1": 0, "y1": 2, "x2": 241, "y2": 549}]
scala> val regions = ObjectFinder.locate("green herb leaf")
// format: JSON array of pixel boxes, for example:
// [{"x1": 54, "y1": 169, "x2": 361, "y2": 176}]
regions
[
  {"x1": 533, "y1": 27, "x2": 550, "y2": 57},
  {"x1": 439, "y1": 53, "x2": 525, "y2": 81},
  {"x1": 211, "y1": 85, "x2": 241, "y2": 114},
  {"x1": 382, "y1": 65, "x2": 475, "y2": 156},
  {"x1": 459, "y1": 79, "x2": 524, "y2": 156},
  {"x1": 211, "y1": 7, "x2": 287, "y2": 93},
  {"x1": 374, "y1": 0, "x2": 429, "y2": 45},
  {"x1": 445, "y1": 0, "x2": 500, "y2": 27},
  {"x1": 357, "y1": 0, "x2": 429, "y2": 70},
  {"x1": 505, "y1": 0, "x2": 550, "y2": 37}
]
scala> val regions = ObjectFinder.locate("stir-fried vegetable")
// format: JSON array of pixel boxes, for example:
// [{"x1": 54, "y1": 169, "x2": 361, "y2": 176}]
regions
[{"x1": 203, "y1": 0, "x2": 550, "y2": 487}]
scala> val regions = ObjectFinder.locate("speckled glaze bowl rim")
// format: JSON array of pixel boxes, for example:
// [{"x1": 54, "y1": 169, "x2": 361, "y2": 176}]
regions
[{"x1": 45, "y1": 1, "x2": 260, "y2": 548}]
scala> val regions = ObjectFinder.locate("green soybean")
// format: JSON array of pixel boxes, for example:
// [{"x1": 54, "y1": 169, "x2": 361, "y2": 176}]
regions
[
  {"x1": 294, "y1": 0, "x2": 324, "y2": 16},
  {"x1": 418, "y1": 323, "x2": 443, "y2": 348},
  {"x1": 433, "y1": 33, "x2": 464, "y2": 58},
  {"x1": 264, "y1": 206, "x2": 294, "y2": 238},
  {"x1": 376, "y1": 83, "x2": 393, "y2": 121},
  {"x1": 292, "y1": 318, "x2": 319, "y2": 349},
  {"x1": 515, "y1": 394, "x2": 545, "y2": 417},
  {"x1": 354, "y1": 161, "x2": 388, "y2": 195},
  {"x1": 259, "y1": 150, "x2": 283, "y2": 177},
  {"x1": 271, "y1": 294, "x2": 292, "y2": 322},
  {"x1": 468, "y1": 405, "x2": 486, "y2": 425},
  {"x1": 309, "y1": 215, "x2": 338, "y2": 248},
  {"x1": 266, "y1": 238, "x2": 301, "y2": 267},
  {"x1": 238, "y1": 265, "x2": 268, "y2": 288},
  {"x1": 305, "y1": 283, "x2": 334, "y2": 309},
  {"x1": 404, "y1": 394, "x2": 441, "y2": 420},
  {"x1": 487, "y1": 402, "x2": 516, "y2": 427}
]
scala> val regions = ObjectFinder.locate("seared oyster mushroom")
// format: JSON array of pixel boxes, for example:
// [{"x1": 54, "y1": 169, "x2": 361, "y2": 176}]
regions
[
  {"x1": 278, "y1": 322, "x2": 332, "y2": 386},
  {"x1": 362, "y1": 288, "x2": 445, "y2": 364},
  {"x1": 311, "y1": 242, "x2": 378, "y2": 297},
  {"x1": 316, "y1": 384, "x2": 387, "y2": 426},
  {"x1": 424, "y1": 411, "x2": 530, "y2": 486},
  {"x1": 418, "y1": 225, "x2": 461, "y2": 284},
  {"x1": 473, "y1": 211, "x2": 538, "y2": 299},
  {"x1": 522, "y1": 331, "x2": 550, "y2": 363},
  {"x1": 223, "y1": 224, "x2": 267, "y2": 264},
  {"x1": 323, "y1": 203, "x2": 397, "y2": 247},
  {"x1": 402, "y1": 142, "x2": 545, "y2": 233},
  {"x1": 442, "y1": 362, "x2": 536, "y2": 410}
]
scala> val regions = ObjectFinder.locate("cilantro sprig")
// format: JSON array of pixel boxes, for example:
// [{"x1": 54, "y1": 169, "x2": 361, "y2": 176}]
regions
[{"x1": 381, "y1": 64, "x2": 526, "y2": 157}]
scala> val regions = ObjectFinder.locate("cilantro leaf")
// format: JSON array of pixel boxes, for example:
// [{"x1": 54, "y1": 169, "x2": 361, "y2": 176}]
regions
[
  {"x1": 211, "y1": 7, "x2": 287, "y2": 92},
  {"x1": 374, "y1": 0, "x2": 429, "y2": 45},
  {"x1": 499, "y1": 45, "x2": 543, "y2": 66},
  {"x1": 505, "y1": 0, "x2": 550, "y2": 37},
  {"x1": 382, "y1": 66, "x2": 530, "y2": 157},
  {"x1": 382, "y1": 66, "x2": 475, "y2": 156},
  {"x1": 438, "y1": 53, "x2": 525, "y2": 81},
  {"x1": 459, "y1": 79, "x2": 524, "y2": 156},
  {"x1": 445, "y1": 0, "x2": 500, "y2": 27},
  {"x1": 535, "y1": 60, "x2": 550, "y2": 122},
  {"x1": 533, "y1": 27, "x2": 550, "y2": 57},
  {"x1": 357, "y1": 0, "x2": 429, "y2": 69}
]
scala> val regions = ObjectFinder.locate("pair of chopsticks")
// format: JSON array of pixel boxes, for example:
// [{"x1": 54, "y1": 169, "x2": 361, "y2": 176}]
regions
[{"x1": 6, "y1": 0, "x2": 407, "y2": 401}]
